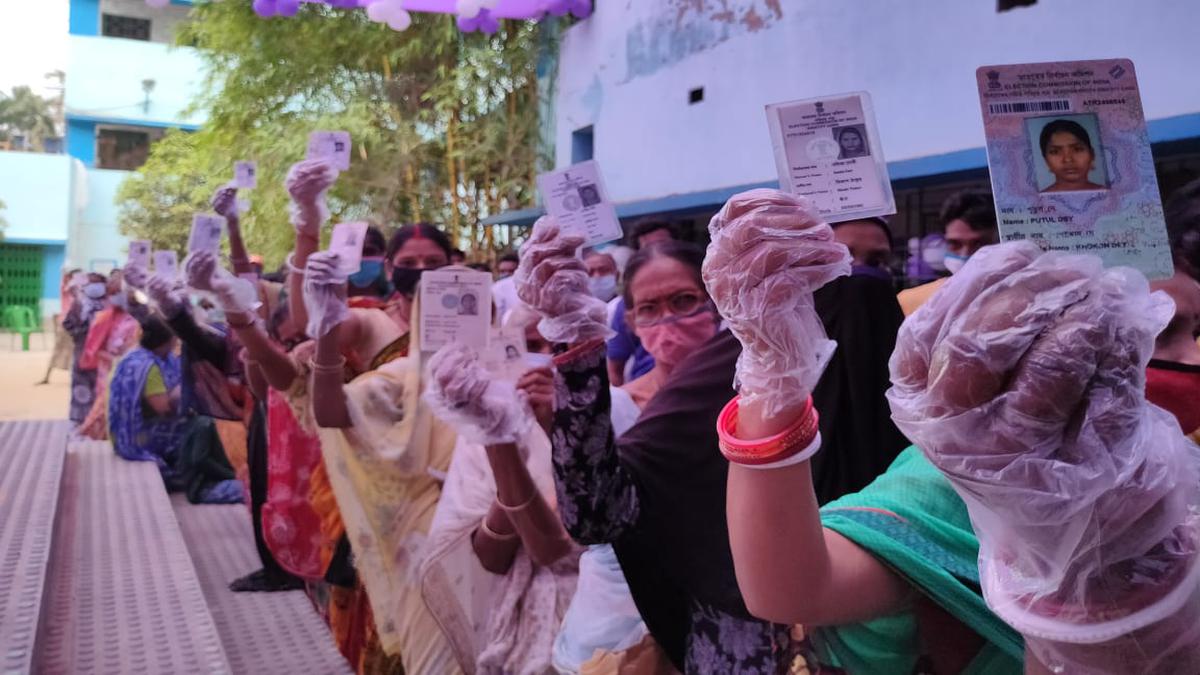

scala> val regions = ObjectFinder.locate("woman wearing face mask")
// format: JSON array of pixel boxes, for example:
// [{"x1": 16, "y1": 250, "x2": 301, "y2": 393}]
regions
[
  {"x1": 347, "y1": 226, "x2": 392, "y2": 302},
  {"x1": 78, "y1": 268, "x2": 142, "y2": 440},
  {"x1": 299, "y1": 220, "x2": 460, "y2": 674},
  {"x1": 515, "y1": 221, "x2": 799, "y2": 673},
  {"x1": 619, "y1": 242, "x2": 719, "y2": 409},
  {"x1": 62, "y1": 273, "x2": 111, "y2": 424}
]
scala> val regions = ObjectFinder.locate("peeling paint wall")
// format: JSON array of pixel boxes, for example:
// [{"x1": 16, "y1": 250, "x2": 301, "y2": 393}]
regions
[{"x1": 555, "y1": 0, "x2": 1200, "y2": 204}]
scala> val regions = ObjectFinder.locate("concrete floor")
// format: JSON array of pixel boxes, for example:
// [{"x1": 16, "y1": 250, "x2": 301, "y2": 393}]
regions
[{"x1": 0, "y1": 338, "x2": 71, "y2": 421}]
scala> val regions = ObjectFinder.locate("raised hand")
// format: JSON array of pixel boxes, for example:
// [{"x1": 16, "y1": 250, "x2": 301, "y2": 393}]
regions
[
  {"x1": 702, "y1": 188, "x2": 851, "y2": 416},
  {"x1": 285, "y1": 159, "x2": 337, "y2": 237},
  {"x1": 424, "y1": 343, "x2": 532, "y2": 445},
  {"x1": 301, "y1": 250, "x2": 348, "y2": 339},
  {"x1": 513, "y1": 216, "x2": 610, "y2": 344},
  {"x1": 888, "y1": 241, "x2": 1200, "y2": 672}
]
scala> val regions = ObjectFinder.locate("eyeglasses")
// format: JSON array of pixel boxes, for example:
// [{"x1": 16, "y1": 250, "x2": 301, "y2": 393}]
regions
[{"x1": 630, "y1": 291, "x2": 711, "y2": 327}]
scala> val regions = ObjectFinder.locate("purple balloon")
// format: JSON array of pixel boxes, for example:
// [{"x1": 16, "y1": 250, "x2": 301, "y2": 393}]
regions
[
  {"x1": 568, "y1": 0, "x2": 592, "y2": 19},
  {"x1": 276, "y1": 0, "x2": 301, "y2": 16},
  {"x1": 252, "y1": 0, "x2": 277, "y2": 17}
]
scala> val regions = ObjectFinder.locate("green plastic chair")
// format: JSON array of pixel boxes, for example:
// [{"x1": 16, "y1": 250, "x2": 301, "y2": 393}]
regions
[{"x1": 3, "y1": 305, "x2": 43, "y2": 351}]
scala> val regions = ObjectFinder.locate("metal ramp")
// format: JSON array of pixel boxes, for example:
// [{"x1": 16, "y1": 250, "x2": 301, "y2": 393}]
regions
[
  {"x1": 0, "y1": 420, "x2": 69, "y2": 675},
  {"x1": 171, "y1": 495, "x2": 352, "y2": 675},
  {"x1": 34, "y1": 440, "x2": 233, "y2": 674}
]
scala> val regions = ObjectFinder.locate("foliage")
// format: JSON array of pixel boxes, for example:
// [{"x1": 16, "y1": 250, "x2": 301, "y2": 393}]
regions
[
  {"x1": 117, "y1": 3, "x2": 557, "y2": 267},
  {"x1": 0, "y1": 86, "x2": 58, "y2": 151}
]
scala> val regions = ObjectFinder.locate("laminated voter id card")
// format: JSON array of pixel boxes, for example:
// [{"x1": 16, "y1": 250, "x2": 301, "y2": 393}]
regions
[
  {"x1": 766, "y1": 92, "x2": 895, "y2": 223},
  {"x1": 188, "y1": 214, "x2": 224, "y2": 255},
  {"x1": 153, "y1": 250, "x2": 178, "y2": 281},
  {"x1": 128, "y1": 240, "x2": 151, "y2": 269},
  {"x1": 307, "y1": 131, "x2": 352, "y2": 172},
  {"x1": 977, "y1": 59, "x2": 1172, "y2": 279},
  {"x1": 234, "y1": 161, "x2": 258, "y2": 189},
  {"x1": 419, "y1": 268, "x2": 493, "y2": 353},
  {"x1": 329, "y1": 221, "x2": 369, "y2": 277},
  {"x1": 536, "y1": 160, "x2": 624, "y2": 248}
]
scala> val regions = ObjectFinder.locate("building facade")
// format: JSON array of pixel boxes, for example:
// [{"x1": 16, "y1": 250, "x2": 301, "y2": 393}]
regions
[
  {"x1": 492, "y1": 0, "x2": 1200, "y2": 263},
  {"x1": 0, "y1": 0, "x2": 203, "y2": 319}
]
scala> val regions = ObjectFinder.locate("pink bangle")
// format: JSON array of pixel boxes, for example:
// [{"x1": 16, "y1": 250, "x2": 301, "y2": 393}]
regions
[{"x1": 717, "y1": 395, "x2": 819, "y2": 466}]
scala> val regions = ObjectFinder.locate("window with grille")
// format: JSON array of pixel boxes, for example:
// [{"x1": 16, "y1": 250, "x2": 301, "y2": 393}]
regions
[
  {"x1": 96, "y1": 128, "x2": 151, "y2": 170},
  {"x1": 101, "y1": 14, "x2": 151, "y2": 41}
]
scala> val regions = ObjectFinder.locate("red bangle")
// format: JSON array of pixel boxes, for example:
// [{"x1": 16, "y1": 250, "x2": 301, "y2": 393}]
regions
[{"x1": 717, "y1": 395, "x2": 819, "y2": 466}]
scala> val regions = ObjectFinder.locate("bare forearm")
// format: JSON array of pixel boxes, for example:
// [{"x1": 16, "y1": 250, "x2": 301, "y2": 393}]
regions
[
  {"x1": 487, "y1": 442, "x2": 572, "y2": 566},
  {"x1": 245, "y1": 361, "x2": 269, "y2": 401},
  {"x1": 607, "y1": 360, "x2": 625, "y2": 387},
  {"x1": 226, "y1": 216, "x2": 253, "y2": 276},
  {"x1": 472, "y1": 505, "x2": 521, "y2": 574},
  {"x1": 311, "y1": 323, "x2": 351, "y2": 428},
  {"x1": 728, "y1": 396, "x2": 909, "y2": 626},
  {"x1": 288, "y1": 231, "x2": 319, "y2": 339},
  {"x1": 227, "y1": 311, "x2": 298, "y2": 391}
]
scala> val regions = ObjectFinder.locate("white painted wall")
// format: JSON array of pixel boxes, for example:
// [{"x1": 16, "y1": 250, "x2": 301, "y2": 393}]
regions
[{"x1": 555, "y1": 0, "x2": 1200, "y2": 203}]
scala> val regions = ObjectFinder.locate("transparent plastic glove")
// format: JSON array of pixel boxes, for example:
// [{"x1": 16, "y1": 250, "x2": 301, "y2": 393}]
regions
[
  {"x1": 122, "y1": 263, "x2": 149, "y2": 291},
  {"x1": 701, "y1": 188, "x2": 851, "y2": 416},
  {"x1": 185, "y1": 251, "x2": 219, "y2": 292},
  {"x1": 211, "y1": 183, "x2": 239, "y2": 219},
  {"x1": 146, "y1": 275, "x2": 185, "y2": 318},
  {"x1": 212, "y1": 276, "x2": 260, "y2": 316},
  {"x1": 424, "y1": 342, "x2": 531, "y2": 446},
  {"x1": 285, "y1": 159, "x2": 337, "y2": 236},
  {"x1": 887, "y1": 241, "x2": 1200, "y2": 672},
  {"x1": 302, "y1": 250, "x2": 349, "y2": 339},
  {"x1": 513, "y1": 216, "x2": 611, "y2": 344}
]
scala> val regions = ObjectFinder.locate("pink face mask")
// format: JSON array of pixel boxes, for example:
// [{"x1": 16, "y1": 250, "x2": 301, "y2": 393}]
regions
[{"x1": 638, "y1": 310, "x2": 718, "y2": 369}]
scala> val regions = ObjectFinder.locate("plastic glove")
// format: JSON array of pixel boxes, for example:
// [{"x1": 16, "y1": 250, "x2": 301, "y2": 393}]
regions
[
  {"x1": 286, "y1": 159, "x2": 337, "y2": 236},
  {"x1": 211, "y1": 183, "x2": 239, "y2": 220},
  {"x1": 122, "y1": 263, "x2": 149, "y2": 291},
  {"x1": 701, "y1": 189, "x2": 851, "y2": 416},
  {"x1": 424, "y1": 342, "x2": 532, "y2": 445},
  {"x1": 513, "y1": 216, "x2": 611, "y2": 344},
  {"x1": 146, "y1": 275, "x2": 185, "y2": 318},
  {"x1": 302, "y1": 250, "x2": 349, "y2": 339},
  {"x1": 185, "y1": 251, "x2": 219, "y2": 292},
  {"x1": 888, "y1": 241, "x2": 1200, "y2": 672},
  {"x1": 212, "y1": 275, "x2": 260, "y2": 316}
]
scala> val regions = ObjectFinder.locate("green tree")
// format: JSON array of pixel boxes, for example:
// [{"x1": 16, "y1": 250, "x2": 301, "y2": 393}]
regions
[
  {"x1": 117, "y1": 3, "x2": 557, "y2": 267},
  {"x1": 0, "y1": 86, "x2": 58, "y2": 151}
]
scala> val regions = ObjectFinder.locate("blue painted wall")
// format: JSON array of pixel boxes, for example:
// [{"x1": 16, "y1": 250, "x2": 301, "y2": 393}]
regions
[
  {"x1": 41, "y1": 245, "x2": 67, "y2": 305},
  {"x1": 66, "y1": 119, "x2": 96, "y2": 166},
  {"x1": 69, "y1": 0, "x2": 100, "y2": 36}
]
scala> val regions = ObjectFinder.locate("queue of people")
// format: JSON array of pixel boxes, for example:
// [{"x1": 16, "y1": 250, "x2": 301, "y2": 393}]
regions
[{"x1": 55, "y1": 145, "x2": 1200, "y2": 674}]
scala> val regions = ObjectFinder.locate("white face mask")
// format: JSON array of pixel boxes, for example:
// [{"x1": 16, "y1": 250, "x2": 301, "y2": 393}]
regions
[
  {"x1": 84, "y1": 282, "x2": 107, "y2": 299},
  {"x1": 109, "y1": 291, "x2": 128, "y2": 310},
  {"x1": 588, "y1": 274, "x2": 618, "y2": 302},
  {"x1": 943, "y1": 252, "x2": 969, "y2": 275}
]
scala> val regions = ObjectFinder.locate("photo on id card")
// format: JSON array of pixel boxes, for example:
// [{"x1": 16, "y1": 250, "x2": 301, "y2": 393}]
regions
[
  {"x1": 188, "y1": 214, "x2": 224, "y2": 255},
  {"x1": 765, "y1": 91, "x2": 895, "y2": 223},
  {"x1": 418, "y1": 268, "x2": 493, "y2": 353},
  {"x1": 977, "y1": 58, "x2": 1172, "y2": 279},
  {"x1": 535, "y1": 160, "x2": 624, "y2": 248}
]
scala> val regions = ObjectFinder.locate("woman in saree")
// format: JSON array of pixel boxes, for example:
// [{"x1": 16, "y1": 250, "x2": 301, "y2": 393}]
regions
[
  {"x1": 303, "y1": 239, "x2": 460, "y2": 674},
  {"x1": 62, "y1": 272, "x2": 109, "y2": 424},
  {"x1": 419, "y1": 301, "x2": 656, "y2": 674},
  {"x1": 512, "y1": 212, "x2": 911, "y2": 672},
  {"x1": 80, "y1": 269, "x2": 141, "y2": 439},
  {"x1": 705, "y1": 190, "x2": 1200, "y2": 673},
  {"x1": 107, "y1": 316, "x2": 243, "y2": 504}
]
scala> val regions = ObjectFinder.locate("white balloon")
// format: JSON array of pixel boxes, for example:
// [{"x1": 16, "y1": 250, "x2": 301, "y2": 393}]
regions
[
  {"x1": 365, "y1": 0, "x2": 392, "y2": 22},
  {"x1": 387, "y1": 9, "x2": 412, "y2": 30}
]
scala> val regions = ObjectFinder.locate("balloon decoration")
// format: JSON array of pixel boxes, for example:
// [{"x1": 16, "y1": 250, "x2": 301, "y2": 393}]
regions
[{"x1": 153, "y1": 0, "x2": 592, "y2": 33}]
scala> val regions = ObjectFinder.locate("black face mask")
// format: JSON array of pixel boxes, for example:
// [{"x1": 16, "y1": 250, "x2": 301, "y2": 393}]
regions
[{"x1": 391, "y1": 267, "x2": 425, "y2": 297}]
